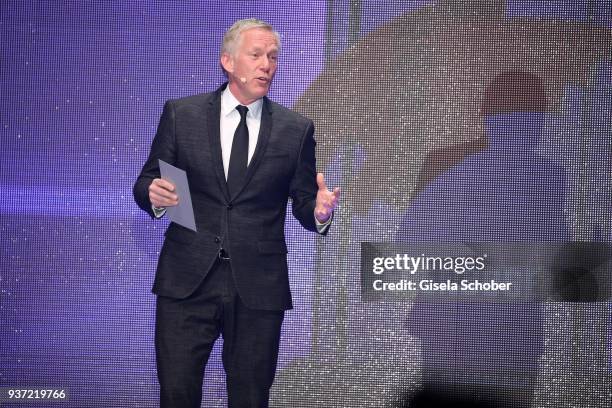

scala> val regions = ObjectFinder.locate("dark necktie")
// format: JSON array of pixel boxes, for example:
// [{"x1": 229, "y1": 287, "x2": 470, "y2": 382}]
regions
[{"x1": 227, "y1": 105, "x2": 249, "y2": 196}]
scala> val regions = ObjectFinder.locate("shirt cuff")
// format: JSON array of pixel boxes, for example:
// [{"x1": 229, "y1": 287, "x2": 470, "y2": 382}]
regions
[
  {"x1": 152, "y1": 205, "x2": 166, "y2": 219},
  {"x1": 314, "y1": 211, "x2": 332, "y2": 233}
]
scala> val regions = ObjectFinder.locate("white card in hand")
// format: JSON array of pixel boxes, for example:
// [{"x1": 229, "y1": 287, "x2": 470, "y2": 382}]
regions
[{"x1": 158, "y1": 159, "x2": 197, "y2": 232}]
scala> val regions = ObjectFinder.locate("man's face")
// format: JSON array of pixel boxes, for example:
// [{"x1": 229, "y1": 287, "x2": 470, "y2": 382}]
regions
[{"x1": 221, "y1": 28, "x2": 279, "y2": 105}]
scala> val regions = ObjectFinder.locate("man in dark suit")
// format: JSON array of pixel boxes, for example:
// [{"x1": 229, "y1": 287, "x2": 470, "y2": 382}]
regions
[{"x1": 133, "y1": 18, "x2": 339, "y2": 407}]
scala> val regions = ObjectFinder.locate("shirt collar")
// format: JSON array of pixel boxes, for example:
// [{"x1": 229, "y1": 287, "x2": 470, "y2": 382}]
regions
[{"x1": 221, "y1": 85, "x2": 263, "y2": 119}]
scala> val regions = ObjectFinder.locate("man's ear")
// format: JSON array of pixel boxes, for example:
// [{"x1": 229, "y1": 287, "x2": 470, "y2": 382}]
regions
[{"x1": 220, "y1": 53, "x2": 234, "y2": 74}]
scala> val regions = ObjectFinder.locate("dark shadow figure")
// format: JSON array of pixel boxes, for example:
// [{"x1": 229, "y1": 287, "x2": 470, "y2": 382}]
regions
[{"x1": 396, "y1": 71, "x2": 569, "y2": 407}]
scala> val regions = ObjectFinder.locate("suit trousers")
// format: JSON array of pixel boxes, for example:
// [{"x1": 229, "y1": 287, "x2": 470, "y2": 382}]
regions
[{"x1": 155, "y1": 257, "x2": 285, "y2": 408}]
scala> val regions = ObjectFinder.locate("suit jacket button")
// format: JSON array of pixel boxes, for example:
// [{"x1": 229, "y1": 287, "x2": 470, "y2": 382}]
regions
[{"x1": 214, "y1": 236, "x2": 221, "y2": 243}]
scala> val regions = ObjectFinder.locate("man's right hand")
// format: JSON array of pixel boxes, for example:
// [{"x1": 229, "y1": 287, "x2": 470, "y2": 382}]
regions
[{"x1": 149, "y1": 178, "x2": 179, "y2": 208}]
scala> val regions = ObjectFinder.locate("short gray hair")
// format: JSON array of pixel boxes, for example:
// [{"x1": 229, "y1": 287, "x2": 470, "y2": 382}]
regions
[{"x1": 221, "y1": 18, "x2": 281, "y2": 57}]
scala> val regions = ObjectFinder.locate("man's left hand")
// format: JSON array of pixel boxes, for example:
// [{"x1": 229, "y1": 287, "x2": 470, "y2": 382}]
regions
[{"x1": 315, "y1": 173, "x2": 340, "y2": 224}]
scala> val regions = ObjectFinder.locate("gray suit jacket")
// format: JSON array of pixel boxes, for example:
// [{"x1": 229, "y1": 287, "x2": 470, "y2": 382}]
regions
[{"x1": 133, "y1": 83, "x2": 325, "y2": 310}]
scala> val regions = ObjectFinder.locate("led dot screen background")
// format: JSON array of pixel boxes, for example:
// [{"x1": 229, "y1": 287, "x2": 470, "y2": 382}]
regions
[{"x1": 1, "y1": 1, "x2": 611, "y2": 407}]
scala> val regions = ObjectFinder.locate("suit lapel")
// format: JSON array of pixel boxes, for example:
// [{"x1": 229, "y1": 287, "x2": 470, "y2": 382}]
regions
[
  {"x1": 229, "y1": 96, "x2": 273, "y2": 200},
  {"x1": 206, "y1": 85, "x2": 231, "y2": 202}
]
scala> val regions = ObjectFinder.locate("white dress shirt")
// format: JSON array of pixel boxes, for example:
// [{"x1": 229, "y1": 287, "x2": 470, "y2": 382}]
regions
[{"x1": 220, "y1": 87, "x2": 262, "y2": 179}]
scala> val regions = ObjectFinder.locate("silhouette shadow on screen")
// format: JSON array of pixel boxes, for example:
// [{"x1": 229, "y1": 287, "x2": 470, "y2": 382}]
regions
[{"x1": 396, "y1": 71, "x2": 569, "y2": 406}]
